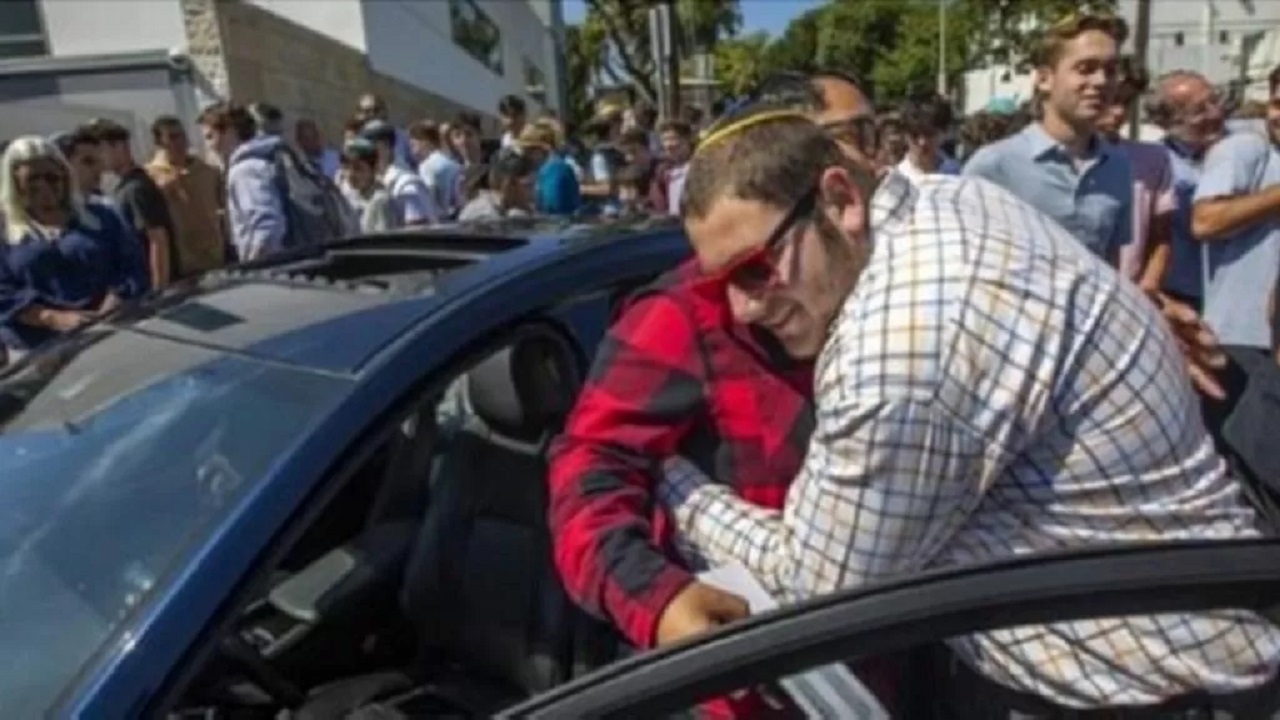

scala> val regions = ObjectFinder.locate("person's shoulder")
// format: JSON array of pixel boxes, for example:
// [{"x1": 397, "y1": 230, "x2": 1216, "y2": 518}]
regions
[{"x1": 1214, "y1": 130, "x2": 1269, "y2": 157}]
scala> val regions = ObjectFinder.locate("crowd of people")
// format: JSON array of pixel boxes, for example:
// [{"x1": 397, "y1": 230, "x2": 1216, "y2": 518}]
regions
[{"x1": 0, "y1": 89, "x2": 708, "y2": 366}]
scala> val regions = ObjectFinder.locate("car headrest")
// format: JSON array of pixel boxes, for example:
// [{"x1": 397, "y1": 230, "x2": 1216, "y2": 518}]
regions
[{"x1": 466, "y1": 335, "x2": 575, "y2": 442}]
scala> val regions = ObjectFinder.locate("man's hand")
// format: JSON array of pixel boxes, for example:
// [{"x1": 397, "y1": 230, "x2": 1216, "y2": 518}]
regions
[
  {"x1": 97, "y1": 293, "x2": 122, "y2": 316},
  {"x1": 1155, "y1": 293, "x2": 1227, "y2": 400},
  {"x1": 655, "y1": 581, "x2": 750, "y2": 647},
  {"x1": 42, "y1": 309, "x2": 95, "y2": 333}
]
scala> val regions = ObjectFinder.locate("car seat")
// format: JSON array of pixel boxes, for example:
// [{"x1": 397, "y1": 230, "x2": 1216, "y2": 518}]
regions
[{"x1": 296, "y1": 328, "x2": 607, "y2": 718}]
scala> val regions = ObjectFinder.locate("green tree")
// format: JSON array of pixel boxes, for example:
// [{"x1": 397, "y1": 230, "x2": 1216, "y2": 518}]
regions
[
  {"x1": 960, "y1": 0, "x2": 1119, "y2": 68},
  {"x1": 713, "y1": 31, "x2": 770, "y2": 97},
  {"x1": 763, "y1": 7, "x2": 822, "y2": 75},
  {"x1": 578, "y1": 0, "x2": 741, "y2": 104},
  {"x1": 873, "y1": 1, "x2": 978, "y2": 102},
  {"x1": 565, "y1": 23, "x2": 603, "y2": 129}
]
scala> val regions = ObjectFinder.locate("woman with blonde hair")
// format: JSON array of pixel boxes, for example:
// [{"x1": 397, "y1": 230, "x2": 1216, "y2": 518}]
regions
[{"x1": 0, "y1": 135, "x2": 148, "y2": 357}]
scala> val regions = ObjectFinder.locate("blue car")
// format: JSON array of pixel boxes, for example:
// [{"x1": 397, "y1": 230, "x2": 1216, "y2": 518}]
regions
[
  {"x1": 0, "y1": 217, "x2": 687, "y2": 718},
  {"x1": 8, "y1": 217, "x2": 1280, "y2": 719}
]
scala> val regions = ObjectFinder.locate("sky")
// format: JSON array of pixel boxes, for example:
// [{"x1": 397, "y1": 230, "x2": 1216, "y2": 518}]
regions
[{"x1": 561, "y1": 0, "x2": 826, "y2": 38}]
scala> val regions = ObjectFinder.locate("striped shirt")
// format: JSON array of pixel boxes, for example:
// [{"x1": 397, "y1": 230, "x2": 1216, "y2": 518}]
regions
[{"x1": 660, "y1": 172, "x2": 1280, "y2": 708}]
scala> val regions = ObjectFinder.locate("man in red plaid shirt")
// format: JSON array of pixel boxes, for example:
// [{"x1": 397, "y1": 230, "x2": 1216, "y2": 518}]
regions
[{"x1": 547, "y1": 72, "x2": 884, "y2": 717}]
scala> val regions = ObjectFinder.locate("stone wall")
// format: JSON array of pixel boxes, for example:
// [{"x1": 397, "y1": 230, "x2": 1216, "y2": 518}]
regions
[{"x1": 193, "y1": 0, "x2": 486, "y2": 145}]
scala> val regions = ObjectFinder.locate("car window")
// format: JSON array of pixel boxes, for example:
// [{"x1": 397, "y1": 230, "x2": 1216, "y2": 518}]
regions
[{"x1": 0, "y1": 330, "x2": 349, "y2": 718}]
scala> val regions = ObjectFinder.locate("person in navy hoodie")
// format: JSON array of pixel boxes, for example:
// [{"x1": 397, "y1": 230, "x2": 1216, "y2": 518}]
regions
[{"x1": 0, "y1": 135, "x2": 148, "y2": 357}]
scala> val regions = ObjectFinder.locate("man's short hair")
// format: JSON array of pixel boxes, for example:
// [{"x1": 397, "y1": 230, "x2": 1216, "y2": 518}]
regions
[
  {"x1": 150, "y1": 115, "x2": 185, "y2": 143},
  {"x1": 1030, "y1": 12, "x2": 1128, "y2": 69},
  {"x1": 683, "y1": 105, "x2": 873, "y2": 221},
  {"x1": 198, "y1": 102, "x2": 256, "y2": 142},
  {"x1": 900, "y1": 95, "x2": 953, "y2": 136},
  {"x1": 632, "y1": 100, "x2": 658, "y2": 127},
  {"x1": 1270, "y1": 64, "x2": 1280, "y2": 98},
  {"x1": 407, "y1": 120, "x2": 442, "y2": 146},
  {"x1": 498, "y1": 94, "x2": 526, "y2": 117},
  {"x1": 1115, "y1": 55, "x2": 1151, "y2": 104},
  {"x1": 89, "y1": 118, "x2": 130, "y2": 145},
  {"x1": 361, "y1": 119, "x2": 397, "y2": 147},
  {"x1": 59, "y1": 125, "x2": 101, "y2": 157},
  {"x1": 657, "y1": 119, "x2": 693, "y2": 138},
  {"x1": 454, "y1": 111, "x2": 483, "y2": 133}
]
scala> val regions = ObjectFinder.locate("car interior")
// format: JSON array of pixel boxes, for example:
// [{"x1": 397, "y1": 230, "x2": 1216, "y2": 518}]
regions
[{"x1": 166, "y1": 324, "x2": 622, "y2": 719}]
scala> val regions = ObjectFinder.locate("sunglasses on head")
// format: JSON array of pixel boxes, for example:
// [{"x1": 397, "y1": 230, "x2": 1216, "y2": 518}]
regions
[{"x1": 700, "y1": 186, "x2": 818, "y2": 293}]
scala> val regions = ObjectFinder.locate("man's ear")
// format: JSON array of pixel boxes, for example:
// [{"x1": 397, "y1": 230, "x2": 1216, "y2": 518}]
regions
[{"x1": 818, "y1": 166, "x2": 867, "y2": 238}]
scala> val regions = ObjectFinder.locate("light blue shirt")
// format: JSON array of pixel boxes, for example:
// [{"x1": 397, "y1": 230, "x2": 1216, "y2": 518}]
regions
[
  {"x1": 964, "y1": 124, "x2": 1133, "y2": 260},
  {"x1": 418, "y1": 150, "x2": 463, "y2": 218},
  {"x1": 1193, "y1": 131, "x2": 1280, "y2": 348},
  {"x1": 1162, "y1": 138, "x2": 1204, "y2": 299}
]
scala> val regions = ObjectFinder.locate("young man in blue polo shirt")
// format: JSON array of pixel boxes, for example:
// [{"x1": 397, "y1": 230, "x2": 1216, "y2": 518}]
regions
[{"x1": 964, "y1": 13, "x2": 1133, "y2": 266}]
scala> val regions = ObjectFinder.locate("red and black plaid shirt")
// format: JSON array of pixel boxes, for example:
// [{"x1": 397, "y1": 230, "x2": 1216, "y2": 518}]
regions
[{"x1": 548, "y1": 259, "x2": 814, "y2": 649}]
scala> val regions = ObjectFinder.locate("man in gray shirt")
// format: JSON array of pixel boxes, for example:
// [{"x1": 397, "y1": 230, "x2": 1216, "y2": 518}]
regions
[{"x1": 1190, "y1": 65, "x2": 1280, "y2": 442}]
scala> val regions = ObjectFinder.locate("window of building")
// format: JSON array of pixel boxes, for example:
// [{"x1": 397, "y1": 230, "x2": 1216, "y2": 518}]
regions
[
  {"x1": 1219, "y1": 29, "x2": 1230, "y2": 44},
  {"x1": 0, "y1": 0, "x2": 48, "y2": 60},
  {"x1": 524, "y1": 58, "x2": 546, "y2": 106},
  {"x1": 1174, "y1": 31, "x2": 1185, "y2": 47},
  {"x1": 450, "y1": 0, "x2": 503, "y2": 76}
]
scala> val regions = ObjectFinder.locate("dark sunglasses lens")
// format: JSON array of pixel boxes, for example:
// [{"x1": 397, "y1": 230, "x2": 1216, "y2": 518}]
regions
[{"x1": 728, "y1": 256, "x2": 774, "y2": 290}]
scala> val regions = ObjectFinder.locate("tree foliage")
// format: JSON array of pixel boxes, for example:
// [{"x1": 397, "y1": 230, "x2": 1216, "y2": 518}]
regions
[
  {"x1": 567, "y1": 0, "x2": 741, "y2": 113},
  {"x1": 712, "y1": 31, "x2": 770, "y2": 97},
  {"x1": 709, "y1": 0, "x2": 1118, "y2": 106}
]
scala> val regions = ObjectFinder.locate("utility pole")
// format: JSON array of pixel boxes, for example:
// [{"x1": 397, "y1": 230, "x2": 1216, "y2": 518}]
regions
[
  {"x1": 666, "y1": 0, "x2": 681, "y2": 117},
  {"x1": 1130, "y1": 0, "x2": 1151, "y2": 140},
  {"x1": 937, "y1": 0, "x2": 948, "y2": 97}
]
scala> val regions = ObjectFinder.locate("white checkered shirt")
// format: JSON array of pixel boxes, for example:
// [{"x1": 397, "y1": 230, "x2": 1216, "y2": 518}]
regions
[{"x1": 660, "y1": 172, "x2": 1280, "y2": 708}]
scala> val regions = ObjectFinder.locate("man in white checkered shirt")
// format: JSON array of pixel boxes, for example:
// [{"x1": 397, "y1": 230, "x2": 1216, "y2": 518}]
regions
[{"x1": 661, "y1": 105, "x2": 1280, "y2": 713}]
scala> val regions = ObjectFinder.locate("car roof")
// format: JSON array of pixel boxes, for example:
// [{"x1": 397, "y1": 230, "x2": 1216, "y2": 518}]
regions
[{"x1": 7, "y1": 217, "x2": 684, "y2": 380}]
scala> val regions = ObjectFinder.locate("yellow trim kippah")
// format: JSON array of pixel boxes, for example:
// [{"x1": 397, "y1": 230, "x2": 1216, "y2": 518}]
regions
[{"x1": 696, "y1": 109, "x2": 809, "y2": 153}]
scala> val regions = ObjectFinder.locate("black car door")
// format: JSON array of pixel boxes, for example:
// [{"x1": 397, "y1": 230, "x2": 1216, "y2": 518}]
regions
[{"x1": 499, "y1": 539, "x2": 1280, "y2": 718}]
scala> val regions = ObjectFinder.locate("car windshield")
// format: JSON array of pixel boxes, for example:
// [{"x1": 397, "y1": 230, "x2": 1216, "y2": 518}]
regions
[{"x1": 0, "y1": 328, "x2": 349, "y2": 716}]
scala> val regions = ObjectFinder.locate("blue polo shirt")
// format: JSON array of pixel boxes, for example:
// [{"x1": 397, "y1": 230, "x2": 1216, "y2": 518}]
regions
[
  {"x1": 963, "y1": 123, "x2": 1133, "y2": 260},
  {"x1": 1193, "y1": 131, "x2": 1280, "y2": 348},
  {"x1": 1162, "y1": 137, "x2": 1205, "y2": 300}
]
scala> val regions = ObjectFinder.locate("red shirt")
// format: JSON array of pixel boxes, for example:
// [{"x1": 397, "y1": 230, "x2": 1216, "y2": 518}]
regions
[{"x1": 548, "y1": 261, "x2": 814, "y2": 716}]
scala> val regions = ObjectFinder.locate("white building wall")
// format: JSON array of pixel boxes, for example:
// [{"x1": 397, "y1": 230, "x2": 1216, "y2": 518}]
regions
[
  {"x1": 361, "y1": 0, "x2": 560, "y2": 116},
  {"x1": 244, "y1": 0, "x2": 368, "y2": 52},
  {"x1": 35, "y1": 0, "x2": 561, "y2": 118},
  {"x1": 39, "y1": 0, "x2": 187, "y2": 57}
]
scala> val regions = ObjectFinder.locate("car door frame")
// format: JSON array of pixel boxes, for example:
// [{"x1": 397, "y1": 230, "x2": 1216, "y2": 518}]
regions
[{"x1": 500, "y1": 539, "x2": 1280, "y2": 719}]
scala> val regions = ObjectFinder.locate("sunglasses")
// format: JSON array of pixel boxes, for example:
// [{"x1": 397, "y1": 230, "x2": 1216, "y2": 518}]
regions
[
  {"x1": 21, "y1": 170, "x2": 64, "y2": 186},
  {"x1": 701, "y1": 187, "x2": 818, "y2": 293},
  {"x1": 818, "y1": 115, "x2": 879, "y2": 156}
]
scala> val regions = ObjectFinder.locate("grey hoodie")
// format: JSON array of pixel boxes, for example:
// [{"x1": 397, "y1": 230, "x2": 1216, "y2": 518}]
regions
[{"x1": 227, "y1": 135, "x2": 287, "y2": 261}]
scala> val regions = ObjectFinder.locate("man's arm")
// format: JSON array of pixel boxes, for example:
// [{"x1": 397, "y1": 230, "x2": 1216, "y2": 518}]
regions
[
  {"x1": 660, "y1": 397, "x2": 989, "y2": 601},
  {"x1": 1192, "y1": 134, "x2": 1280, "y2": 242},
  {"x1": 396, "y1": 177, "x2": 438, "y2": 226},
  {"x1": 548, "y1": 292, "x2": 708, "y2": 647},
  {"x1": 125, "y1": 181, "x2": 173, "y2": 288},
  {"x1": 1139, "y1": 156, "x2": 1177, "y2": 294}
]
